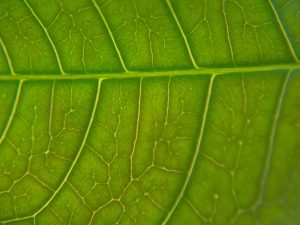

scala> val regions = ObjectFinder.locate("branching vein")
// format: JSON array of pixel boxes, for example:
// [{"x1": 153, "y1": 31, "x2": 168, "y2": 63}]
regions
[{"x1": 162, "y1": 74, "x2": 216, "y2": 224}]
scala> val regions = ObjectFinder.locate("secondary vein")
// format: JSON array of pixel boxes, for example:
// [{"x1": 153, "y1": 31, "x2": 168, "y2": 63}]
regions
[
  {"x1": 253, "y1": 70, "x2": 291, "y2": 209},
  {"x1": 92, "y1": 0, "x2": 128, "y2": 72},
  {"x1": 23, "y1": 0, "x2": 65, "y2": 74},
  {"x1": 0, "y1": 37, "x2": 15, "y2": 75},
  {"x1": 0, "y1": 81, "x2": 23, "y2": 145},
  {"x1": 161, "y1": 74, "x2": 215, "y2": 224},
  {"x1": 267, "y1": 0, "x2": 300, "y2": 63},
  {"x1": 1, "y1": 79, "x2": 103, "y2": 224},
  {"x1": 165, "y1": 0, "x2": 199, "y2": 69}
]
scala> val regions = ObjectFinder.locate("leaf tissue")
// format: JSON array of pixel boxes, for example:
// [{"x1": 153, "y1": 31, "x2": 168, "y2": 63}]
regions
[{"x1": 0, "y1": 0, "x2": 299, "y2": 224}]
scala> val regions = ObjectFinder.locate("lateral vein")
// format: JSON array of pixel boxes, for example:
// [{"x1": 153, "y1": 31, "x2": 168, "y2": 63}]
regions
[
  {"x1": 268, "y1": 0, "x2": 299, "y2": 62},
  {"x1": 0, "y1": 37, "x2": 15, "y2": 75},
  {"x1": 253, "y1": 70, "x2": 291, "y2": 208},
  {"x1": 165, "y1": 0, "x2": 199, "y2": 69},
  {"x1": 0, "y1": 80, "x2": 23, "y2": 145},
  {"x1": 23, "y1": 0, "x2": 65, "y2": 74},
  {"x1": 0, "y1": 79, "x2": 103, "y2": 224},
  {"x1": 92, "y1": 0, "x2": 128, "y2": 72},
  {"x1": 161, "y1": 74, "x2": 215, "y2": 224}
]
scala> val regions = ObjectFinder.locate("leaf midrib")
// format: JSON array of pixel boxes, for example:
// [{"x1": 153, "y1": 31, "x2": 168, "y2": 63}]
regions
[{"x1": 1, "y1": 63, "x2": 299, "y2": 80}]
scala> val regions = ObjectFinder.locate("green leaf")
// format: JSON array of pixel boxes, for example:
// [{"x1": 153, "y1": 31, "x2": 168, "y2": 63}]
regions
[{"x1": 0, "y1": 0, "x2": 299, "y2": 224}]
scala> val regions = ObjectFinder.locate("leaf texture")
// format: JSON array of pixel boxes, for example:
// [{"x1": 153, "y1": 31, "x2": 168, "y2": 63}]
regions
[{"x1": 0, "y1": 0, "x2": 299, "y2": 224}]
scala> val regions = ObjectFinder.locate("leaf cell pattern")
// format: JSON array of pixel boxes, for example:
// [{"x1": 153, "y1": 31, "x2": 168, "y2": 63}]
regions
[{"x1": 0, "y1": 0, "x2": 299, "y2": 224}]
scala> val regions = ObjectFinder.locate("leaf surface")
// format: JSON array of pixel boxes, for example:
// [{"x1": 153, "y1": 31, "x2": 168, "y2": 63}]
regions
[{"x1": 0, "y1": 0, "x2": 299, "y2": 224}]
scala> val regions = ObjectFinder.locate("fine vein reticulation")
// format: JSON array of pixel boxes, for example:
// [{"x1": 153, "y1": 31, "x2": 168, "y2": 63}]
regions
[{"x1": 0, "y1": 0, "x2": 299, "y2": 225}]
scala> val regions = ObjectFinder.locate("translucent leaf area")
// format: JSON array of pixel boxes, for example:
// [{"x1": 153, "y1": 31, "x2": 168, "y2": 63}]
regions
[{"x1": 0, "y1": 0, "x2": 299, "y2": 224}]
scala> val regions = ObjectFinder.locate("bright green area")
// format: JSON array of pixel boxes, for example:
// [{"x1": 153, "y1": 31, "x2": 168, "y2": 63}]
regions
[{"x1": 0, "y1": 0, "x2": 299, "y2": 224}]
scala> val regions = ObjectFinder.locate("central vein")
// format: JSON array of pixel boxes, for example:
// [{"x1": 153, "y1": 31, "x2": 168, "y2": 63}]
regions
[{"x1": 0, "y1": 63, "x2": 299, "y2": 80}]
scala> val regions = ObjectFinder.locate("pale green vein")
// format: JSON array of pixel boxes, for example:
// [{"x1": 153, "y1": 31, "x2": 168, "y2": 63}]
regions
[
  {"x1": 23, "y1": 0, "x2": 65, "y2": 74},
  {"x1": 130, "y1": 77, "x2": 143, "y2": 179},
  {"x1": 184, "y1": 197, "x2": 208, "y2": 222},
  {"x1": 222, "y1": 0, "x2": 236, "y2": 65},
  {"x1": 268, "y1": 0, "x2": 300, "y2": 63},
  {"x1": 165, "y1": 0, "x2": 199, "y2": 69},
  {"x1": 253, "y1": 70, "x2": 291, "y2": 209},
  {"x1": 92, "y1": 0, "x2": 128, "y2": 72},
  {"x1": 0, "y1": 63, "x2": 299, "y2": 80},
  {"x1": 1, "y1": 79, "x2": 102, "y2": 224},
  {"x1": 34, "y1": 79, "x2": 102, "y2": 215},
  {"x1": 161, "y1": 74, "x2": 216, "y2": 224},
  {"x1": 0, "y1": 80, "x2": 23, "y2": 145},
  {"x1": 0, "y1": 37, "x2": 15, "y2": 75}
]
